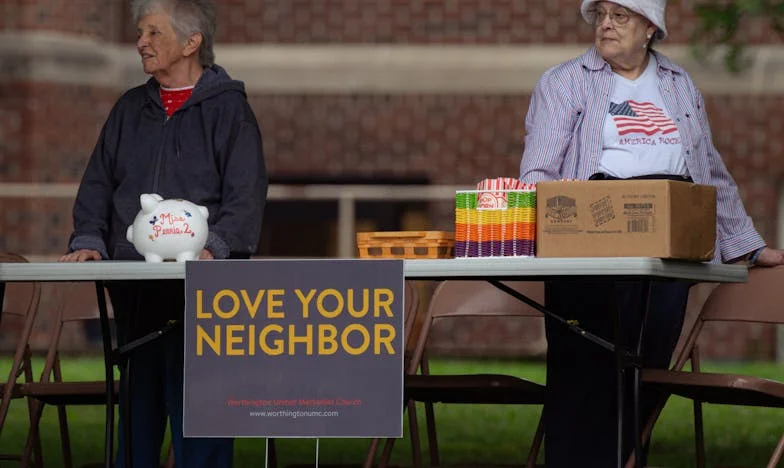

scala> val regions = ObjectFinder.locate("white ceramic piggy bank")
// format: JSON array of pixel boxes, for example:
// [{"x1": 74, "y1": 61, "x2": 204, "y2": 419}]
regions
[{"x1": 126, "y1": 194, "x2": 209, "y2": 263}]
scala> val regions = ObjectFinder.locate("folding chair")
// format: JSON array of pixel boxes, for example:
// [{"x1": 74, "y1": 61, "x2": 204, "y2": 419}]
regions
[
  {"x1": 21, "y1": 281, "x2": 180, "y2": 468},
  {"x1": 363, "y1": 280, "x2": 427, "y2": 468},
  {"x1": 622, "y1": 281, "x2": 717, "y2": 468},
  {"x1": 366, "y1": 280, "x2": 546, "y2": 468},
  {"x1": 636, "y1": 266, "x2": 784, "y2": 468},
  {"x1": 14, "y1": 281, "x2": 117, "y2": 467},
  {"x1": 0, "y1": 252, "x2": 43, "y2": 466}
]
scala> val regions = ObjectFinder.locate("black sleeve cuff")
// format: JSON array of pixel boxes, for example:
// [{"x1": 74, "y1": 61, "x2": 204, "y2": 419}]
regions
[
  {"x1": 205, "y1": 231, "x2": 230, "y2": 259},
  {"x1": 69, "y1": 235, "x2": 109, "y2": 260}
]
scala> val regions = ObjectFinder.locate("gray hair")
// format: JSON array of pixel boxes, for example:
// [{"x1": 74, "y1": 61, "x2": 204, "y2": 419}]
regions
[{"x1": 131, "y1": 0, "x2": 216, "y2": 67}]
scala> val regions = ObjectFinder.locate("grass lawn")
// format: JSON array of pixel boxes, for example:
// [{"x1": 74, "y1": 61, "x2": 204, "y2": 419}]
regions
[{"x1": 0, "y1": 357, "x2": 782, "y2": 467}]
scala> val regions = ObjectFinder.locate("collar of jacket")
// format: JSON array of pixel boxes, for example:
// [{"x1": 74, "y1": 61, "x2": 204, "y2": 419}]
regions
[
  {"x1": 579, "y1": 46, "x2": 683, "y2": 77},
  {"x1": 142, "y1": 65, "x2": 245, "y2": 114}
]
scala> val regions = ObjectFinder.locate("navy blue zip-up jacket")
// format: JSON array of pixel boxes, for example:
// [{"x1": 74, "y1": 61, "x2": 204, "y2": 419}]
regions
[{"x1": 69, "y1": 65, "x2": 267, "y2": 260}]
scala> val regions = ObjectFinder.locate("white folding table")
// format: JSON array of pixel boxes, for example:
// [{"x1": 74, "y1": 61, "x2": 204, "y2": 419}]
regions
[{"x1": 0, "y1": 258, "x2": 747, "y2": 468}]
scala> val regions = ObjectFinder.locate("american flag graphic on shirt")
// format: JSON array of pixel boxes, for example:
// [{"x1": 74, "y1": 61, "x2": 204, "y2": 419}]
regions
[{"x1": 609, "y1": 100, "x2": 677, "y2": 136}]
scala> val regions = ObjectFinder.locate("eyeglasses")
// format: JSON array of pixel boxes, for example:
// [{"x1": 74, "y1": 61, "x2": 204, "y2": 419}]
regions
[{"x1": 587, "y1": 8, "x2": 635, "y2": 27}]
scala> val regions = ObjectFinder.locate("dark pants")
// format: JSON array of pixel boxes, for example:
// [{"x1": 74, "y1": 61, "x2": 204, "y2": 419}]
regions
[
  {"x1": 543, "y1": 279, "x2": 691, "y2": 468},
  {"x1": 108, "y1": 280, "x2": 234, "y2": 468}
]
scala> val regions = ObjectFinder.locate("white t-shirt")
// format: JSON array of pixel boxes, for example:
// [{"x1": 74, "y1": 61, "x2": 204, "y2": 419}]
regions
[{"x1": 598, "y1": 55, "x2": 687, "y2": 178}]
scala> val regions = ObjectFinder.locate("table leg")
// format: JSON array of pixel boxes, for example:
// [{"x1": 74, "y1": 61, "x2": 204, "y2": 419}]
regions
[
  {"x1": 0, "y1": 282, "x2": 5, "y2": 328},
  {"x1": 116, "y1": 284, "x2": 145, "y2": 468},
  {"x1": 613, "y1": 281, "x2": 625, "y2": 468},
  {"x1": 632, "y1": 281, "x2": 654, "y2": 468},
  {"x1": 490, "y1": 279, "x2": 648, "y2": 468},
  {"x1": 109, "y1": 284, "x2": 178, "y2": 468},
  {"x1": 95, "y1": 280, "x2": 115, "y2": 468},
  {"x1": 121, "y1": 356, "x2": 132, "y2": 468},
  {"x1": 614, "y1": 280, "x2": 652, "y2": 468},
  {"x1": 489, "y1": 279, "x2": 618, "y2": 352}
]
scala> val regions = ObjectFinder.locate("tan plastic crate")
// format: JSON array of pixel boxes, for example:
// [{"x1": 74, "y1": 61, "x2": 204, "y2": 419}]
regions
[{"x1": 356, "y1": 231, "x2": 455, "y2": 259}]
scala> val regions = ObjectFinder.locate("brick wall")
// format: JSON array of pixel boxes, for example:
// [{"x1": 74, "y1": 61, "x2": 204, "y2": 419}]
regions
[
  {"x1": 26, "y1": 83, "x2": 119, "y2": 182},
  {"x1": 0, "y1": 81, "x2": 121, "y2": 255},
  {"x1": 253, "y1": 94, "x2": 527, "y2": 182},
  {"x1": 2, "y1": 0, "x2": 124, "y2": 41},
  {"x1": 207, "y1": 0, "x2": 782, "y2": 45},
  {"x1": 0, "y1": 83, "x2": 29, "y2": 180},
  {"x1": 7, "y1": 0, "x2": 776, "y2": 46}
]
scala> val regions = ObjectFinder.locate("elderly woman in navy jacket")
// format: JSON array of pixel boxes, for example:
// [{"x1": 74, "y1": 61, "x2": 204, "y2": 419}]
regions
[
  {"x1": 520, "y1": 0, "x2": 784, "y2": 466},
  {"x1": 60, "y1": 0, "x2": 266, "y2": 466}
]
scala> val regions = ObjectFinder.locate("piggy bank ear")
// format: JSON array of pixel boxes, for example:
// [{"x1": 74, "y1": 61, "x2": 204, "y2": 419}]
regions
[
  {"x1": 198, "y1": 205, "x2": 209, "y2": 219},
  {"x1": 140, "y1": 193, "x2": 163, "y2": 213}
]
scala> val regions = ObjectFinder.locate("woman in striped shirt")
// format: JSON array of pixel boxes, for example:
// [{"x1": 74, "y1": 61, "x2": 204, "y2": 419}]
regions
[{"x1": 520, "y1": 0, "x2": 784, "y2": 466}]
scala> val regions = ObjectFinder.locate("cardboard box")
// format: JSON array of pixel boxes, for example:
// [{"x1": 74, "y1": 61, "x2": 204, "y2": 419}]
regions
[{"x1": 536, "y1": 180, "x2": 716, "y2": 260}]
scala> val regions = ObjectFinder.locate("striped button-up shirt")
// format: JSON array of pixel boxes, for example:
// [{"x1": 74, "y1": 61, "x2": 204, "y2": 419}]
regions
[{"x1": 520, "y1": 46, "x2": 765, "y2": 263}]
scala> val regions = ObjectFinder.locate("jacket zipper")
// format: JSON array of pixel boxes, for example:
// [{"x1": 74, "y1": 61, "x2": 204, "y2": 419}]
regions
[{"x1": 152, "y1": 116, "x2": 169, "y2": 194}]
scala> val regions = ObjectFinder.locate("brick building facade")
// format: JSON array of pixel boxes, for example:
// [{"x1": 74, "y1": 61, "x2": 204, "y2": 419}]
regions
[{"x1": 1, "y1": 1, "x2": 782, "y2": 359}]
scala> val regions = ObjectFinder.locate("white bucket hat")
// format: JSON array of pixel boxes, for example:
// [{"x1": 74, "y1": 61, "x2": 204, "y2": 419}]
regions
[{"x1": 580, "y1": 0, "x2": 668, "y2": 39}]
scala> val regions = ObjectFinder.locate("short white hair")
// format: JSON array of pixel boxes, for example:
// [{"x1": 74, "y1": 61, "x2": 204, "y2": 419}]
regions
[{"x1": 131, "y1": 0, "x2": 217, "y2": 66}]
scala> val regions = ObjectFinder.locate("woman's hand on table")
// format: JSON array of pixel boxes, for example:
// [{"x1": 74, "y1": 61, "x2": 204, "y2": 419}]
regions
[
  {"x1": 199, "y1": 249, "x2": 214, "y2": 260},
  {"x1": 753, "y1": 247, "x2": 784, "y2": 267},
  {"x1": 59, "y1": 249, "x2": 102, "y2": 262}
]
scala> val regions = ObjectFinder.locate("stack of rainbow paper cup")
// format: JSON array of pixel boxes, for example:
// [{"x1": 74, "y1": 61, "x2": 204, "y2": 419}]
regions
[{"x1": 455, "y1": 178, "x2": 536, "y2": 257}]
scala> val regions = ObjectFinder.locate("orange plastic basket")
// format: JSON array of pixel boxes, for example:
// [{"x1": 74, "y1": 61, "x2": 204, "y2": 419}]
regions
[{"x1": 356, "y1": 231, "x2": 455, "y2": 259}]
